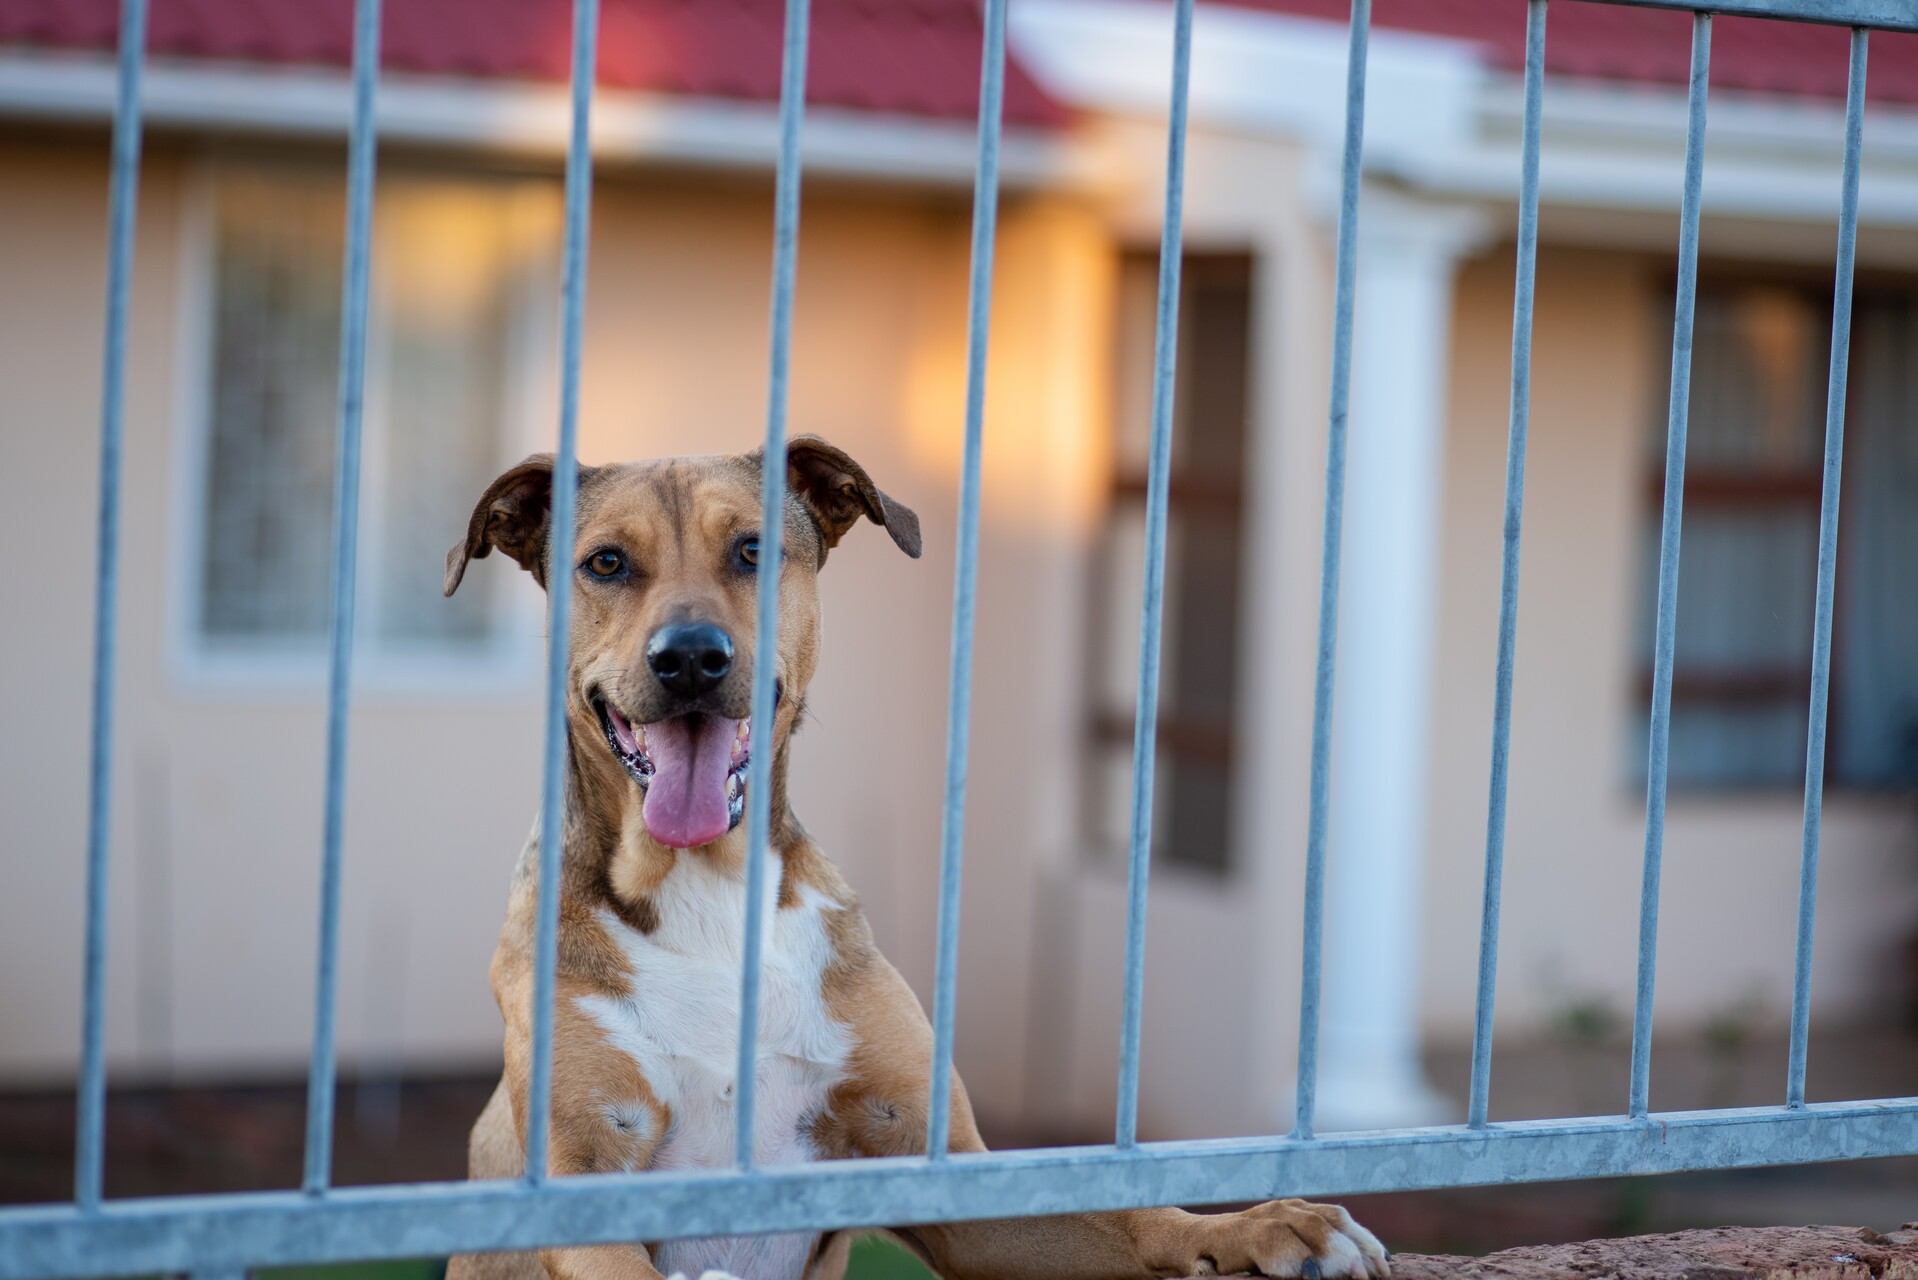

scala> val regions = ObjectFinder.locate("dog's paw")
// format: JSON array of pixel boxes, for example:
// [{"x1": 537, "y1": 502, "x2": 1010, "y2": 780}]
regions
[{"x1": 1187, "y1": 1199, "x2": 1388, "y2": 1279}]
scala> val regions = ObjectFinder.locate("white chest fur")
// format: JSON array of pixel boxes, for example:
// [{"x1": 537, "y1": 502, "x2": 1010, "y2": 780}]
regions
[{"x1": 575, "y1": 855, "x2": 851, "y2": 1280}]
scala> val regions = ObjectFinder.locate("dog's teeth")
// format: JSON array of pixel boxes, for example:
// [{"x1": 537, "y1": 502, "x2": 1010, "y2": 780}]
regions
[
  {"x1": 736, "y1": 721, "x2": 748, "y2": 742},
  {"x1": 727, "y1": 775, "x2": 741, "y2": 801}
]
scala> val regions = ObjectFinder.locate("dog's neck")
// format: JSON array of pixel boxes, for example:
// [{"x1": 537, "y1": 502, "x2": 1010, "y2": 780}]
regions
[{"x1": 560, "y1": 718, "x2": 801, "y2": 926}]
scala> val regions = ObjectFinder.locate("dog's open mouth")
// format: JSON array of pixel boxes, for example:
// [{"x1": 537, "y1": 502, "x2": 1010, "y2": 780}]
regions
[{"x1": 595, "y1": 699, "x2": 749, "y2": 849}]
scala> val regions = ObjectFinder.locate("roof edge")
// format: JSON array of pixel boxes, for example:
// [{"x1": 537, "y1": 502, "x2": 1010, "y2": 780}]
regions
[{"x1": 0, "y1": 51, "x2": 1107, "y2": 192}]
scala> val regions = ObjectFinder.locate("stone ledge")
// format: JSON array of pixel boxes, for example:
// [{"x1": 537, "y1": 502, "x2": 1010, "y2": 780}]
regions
[{"x1": 1378, "y1": 1225, "x2": 1918, "y2": 1280}]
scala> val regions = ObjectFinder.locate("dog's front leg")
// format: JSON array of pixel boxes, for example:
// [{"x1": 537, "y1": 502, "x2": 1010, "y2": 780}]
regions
[
  {"x1": 498, "y1": 983, "x2": 679, "y2": 1280},
  {"x1": 901, "y1": 1203, "x2": 1386, "y2": 1280},
  {"x1": 538, "y1": 1244, "x2": 674, "y2": 1280}
]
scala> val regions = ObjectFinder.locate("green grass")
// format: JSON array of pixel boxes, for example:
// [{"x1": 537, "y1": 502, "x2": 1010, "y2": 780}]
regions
[
  {"x1": 260, "y1": 1262, "x2": 445, "y2": 1280},
  {"x1": 847, "y1": 1233, "x2": 938, "y2": 1280}
]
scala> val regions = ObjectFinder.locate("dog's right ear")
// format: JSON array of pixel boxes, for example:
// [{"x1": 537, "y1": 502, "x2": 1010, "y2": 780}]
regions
[{"x1": 445, "y1": 454, "x2": 556, "y2": 596}]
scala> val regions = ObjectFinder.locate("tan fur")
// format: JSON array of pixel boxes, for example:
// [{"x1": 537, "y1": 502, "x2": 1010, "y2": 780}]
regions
[{"x1": 444, "y1": 440, "x2": 1387, "y2": 1280}]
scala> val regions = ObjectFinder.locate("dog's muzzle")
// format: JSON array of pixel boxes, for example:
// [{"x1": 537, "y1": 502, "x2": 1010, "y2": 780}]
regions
[{"x1": 596, "y1": 698, "x2": 750, "y2": 849}]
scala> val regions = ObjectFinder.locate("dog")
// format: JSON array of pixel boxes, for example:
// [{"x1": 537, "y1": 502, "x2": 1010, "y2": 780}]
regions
[{"x1": 442, "y1": 437, "x2": 1388, "y2": 1280}]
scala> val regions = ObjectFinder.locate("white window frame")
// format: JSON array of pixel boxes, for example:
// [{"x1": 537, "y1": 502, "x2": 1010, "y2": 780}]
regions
[{"x1": 167, "y1": 156, "x2": 555, "y2": 699}]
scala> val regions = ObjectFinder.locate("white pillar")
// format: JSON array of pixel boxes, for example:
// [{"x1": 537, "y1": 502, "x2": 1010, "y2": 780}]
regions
[{"x1": 1311, "y1": 197, "x2": 1488, "y2": 1133}]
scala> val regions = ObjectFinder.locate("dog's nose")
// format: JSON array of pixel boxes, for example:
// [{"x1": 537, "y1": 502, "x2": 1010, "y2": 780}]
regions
[{"x1": 647, "y1": 622, "x2": 734, "y2": 698}]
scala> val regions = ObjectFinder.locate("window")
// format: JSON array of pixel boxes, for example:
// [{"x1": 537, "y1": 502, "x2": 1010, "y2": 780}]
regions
[
  {"x1": 1636, "y1": 278, "x2": 1918, "y2": 788},
  {"x1": 1086, "y1": 253, "x2": 1254, "y2": 872},
  {"x1": 186, "y1": 168, "x2": 560, "y2": 674}
]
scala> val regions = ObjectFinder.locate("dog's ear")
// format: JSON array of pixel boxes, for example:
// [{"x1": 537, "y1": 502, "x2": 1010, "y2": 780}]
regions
[
  {"x1": 770, "y1": 435, "x2": 922, "y2": 563},
  {"x1": 445, "y1": 454, "x2": 559, "y2": 596}
]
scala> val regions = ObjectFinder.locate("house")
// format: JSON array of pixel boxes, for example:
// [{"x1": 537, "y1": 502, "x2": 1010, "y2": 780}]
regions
[{"x1": 1, "y1": 0, "x2": 1915, "y2": 1146}]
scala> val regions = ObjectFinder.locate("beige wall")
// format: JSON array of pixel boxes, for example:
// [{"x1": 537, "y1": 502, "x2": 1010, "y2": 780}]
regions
[
  {"x1": 1, "y1": 136, "x2": 555, "y2": 1083},
  {"x1": 1041, "y1": 130, "x2": 1918, "y2": 1137},
  {"x1": 4, "y1": 120, "x2": 1913, "y2": 1142},
  {"x1": 1424, "y1": 243, "x2": 1918, "y2": 1045},
  {"x1": 0, "y1": 135, "x2": 1115, "y2": 1132}
]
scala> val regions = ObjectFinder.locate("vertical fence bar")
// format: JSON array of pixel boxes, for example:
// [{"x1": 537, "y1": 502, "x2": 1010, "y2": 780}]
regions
[
  {"x1": 1631, "y1": 10, "x2": 1711, "y2": 1123},
  {"x1": 302, "y1": 0, "x2": 382, "y2": 1196},
  {"x1": 1467, "y1": 0, "x2": 1547, "y2": 1133},
  {"x1": 523, "y1": 0, "x2": 599, "y2": 1185},
  {"x1": 735, "y1": 0, "x2": 811, "y2": 1172},
  {"x1": 1112, "y1": 0, "x2": 1195, "y2": 1152},
  {"x1": 74, "y1": 0, "x2": 148, "y2": 1214},
  {"x1": 1293, "y1": 0, "x2": 1371, "y2": 1144},
  {"x1": 924, "y1": 0, "x2": 1008, "y2": 1161},
  {"x1": 1788, "y1": 25, "x2": 1867, "y2": 1112}
]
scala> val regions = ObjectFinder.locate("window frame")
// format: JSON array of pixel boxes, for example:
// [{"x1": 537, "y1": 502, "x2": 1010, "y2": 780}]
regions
[
  {"x1": 1083, "y1": 249, "x2": 1256, "y2": 874},
  {"x1": 1634, "y1": 263, "x2": 1918, "y2": 793},
  {"x1": 166, "y1": 157, "x2": 553, "y2": 699}
]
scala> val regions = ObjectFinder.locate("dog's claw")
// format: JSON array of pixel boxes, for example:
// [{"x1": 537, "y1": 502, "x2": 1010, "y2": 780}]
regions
[
  {"x1": 1337, "y1": 1207, "x2": 1390, "y2": 1279},
  {"x1": 1303, "y1": 1259, "x2": 1323, "y2": 1279}
]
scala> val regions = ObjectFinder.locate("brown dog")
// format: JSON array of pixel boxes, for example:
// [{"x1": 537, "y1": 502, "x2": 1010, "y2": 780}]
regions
[{"x1": 443, "y1": 437, "x2": 1388, "y2": 1280}]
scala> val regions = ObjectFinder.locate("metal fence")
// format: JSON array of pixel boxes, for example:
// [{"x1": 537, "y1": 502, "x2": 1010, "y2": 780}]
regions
[{"x1": 6, "y1": 0, "x2": 1918, "y2": 1274}]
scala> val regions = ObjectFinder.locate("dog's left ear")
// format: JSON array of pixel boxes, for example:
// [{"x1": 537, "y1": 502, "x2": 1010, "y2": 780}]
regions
[
  {"x1": 770, "y1": 435, "x2": 922, "y2": 563},
  {"x1": 445, "y1": 453, "x2": 560, "y2": 596}
]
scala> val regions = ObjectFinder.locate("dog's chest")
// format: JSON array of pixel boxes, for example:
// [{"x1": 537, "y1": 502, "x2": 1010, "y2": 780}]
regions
[{"x1": 577, "y1": 857, "x2": 851, "y2": 1176}]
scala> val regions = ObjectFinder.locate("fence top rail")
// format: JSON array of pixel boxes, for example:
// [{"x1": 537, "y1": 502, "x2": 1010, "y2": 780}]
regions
[
  {"x1": 1589, "y1": 0, "x2": 1918, "y2": 33},
  {"x1": 6, "y1": 1100, "x2": 1918, "y2": 1280}
]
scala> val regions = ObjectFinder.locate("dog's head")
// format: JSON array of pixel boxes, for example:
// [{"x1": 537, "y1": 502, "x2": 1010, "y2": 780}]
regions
[{"x1": 446, "y1": 436, "x2": 920, "y2": 850}]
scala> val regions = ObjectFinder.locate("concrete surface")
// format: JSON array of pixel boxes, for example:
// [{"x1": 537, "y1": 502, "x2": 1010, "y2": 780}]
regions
[{"x1": 1386, "y1": 1225, "x2": 1918, "y2": 1280}]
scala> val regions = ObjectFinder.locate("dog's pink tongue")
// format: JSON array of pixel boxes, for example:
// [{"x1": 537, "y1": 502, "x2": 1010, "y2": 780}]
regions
[{"x1": 641, "y1": 716, "x2": 739, "y2": 849}]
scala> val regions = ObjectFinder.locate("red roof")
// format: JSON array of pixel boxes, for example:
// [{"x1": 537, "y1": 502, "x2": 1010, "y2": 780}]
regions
[
  {"x1": 5, "y1": 0, "x2": 1918, "y2": 123},
  {"x1": 0, "y1": 0, "x2": 1067, "y2": 127},
  {"x1": 1236, "y1": 0, "x2": 1918, "y2": 108}
]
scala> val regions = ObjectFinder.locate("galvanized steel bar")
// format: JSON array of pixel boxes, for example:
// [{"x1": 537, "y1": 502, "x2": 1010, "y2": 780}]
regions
[
  {"x1": 74, "y1": 0, "x2": 147, "y2": 1214},
  {"x1": 1467, "y1": 0, "x2": 1547, "y2": 1133},
  {"x1": 924, "y1": 0, "x2": 1009, "y2": 1161},
  {"x1": 11, "y1": 1098, "x2": 1918, "y2": 1278},
  {"x1": 736, "y1": 0, "x2": 811, "y2": 1172},
  {"x1": 1586, "y1": 0, "x2": 1918, "y2": 33},
  {"x1": 523, "y1": 0, "x2": 599, "y2": 1186},
  {"x1": 1631, "y1": 10, "x2": 1711, "y2": 1123},
  {"x1": 1294, "y1": 0, "x2": 1371, "y2": 1144},
  {"x1": 1788, "y1": 25, "x2": 1868, "y2": 1111},
  {"x1": 302, "y1": 0, "x2": 382, "y2": 1196},
  {"x1": 1113, "y1": 0, "x2": 1195, "y2": 1153}
]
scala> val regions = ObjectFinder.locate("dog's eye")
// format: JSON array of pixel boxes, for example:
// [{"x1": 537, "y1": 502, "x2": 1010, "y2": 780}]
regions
[
  {"x1": 586, "y1": 550, "x2": 624, "y2": 578},
  {"x1": 738, "y1": 538, "x2": 760, "y2": 568}
]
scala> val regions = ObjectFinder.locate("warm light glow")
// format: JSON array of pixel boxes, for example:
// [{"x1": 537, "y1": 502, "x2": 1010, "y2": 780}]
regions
[
  {"x1": 379, "y1": 182, "x2": 563, "y2": 327},
  {"x1": 900, "y1": 200, "x2": 1116, "y2": 539}
]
